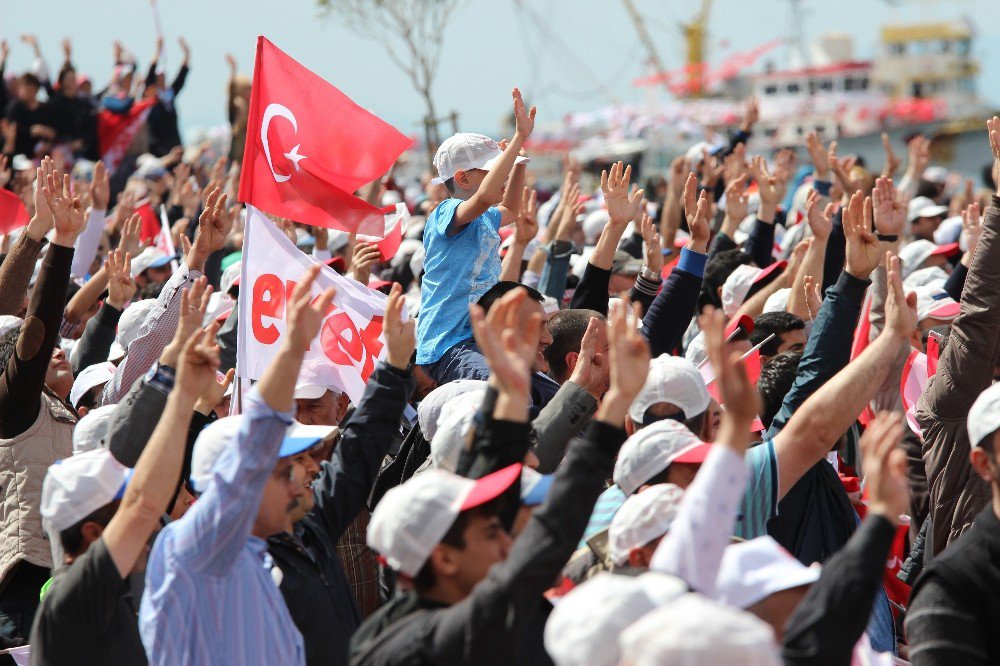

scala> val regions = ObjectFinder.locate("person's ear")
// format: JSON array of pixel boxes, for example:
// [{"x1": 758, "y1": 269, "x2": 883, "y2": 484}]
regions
[
  {"x1": 453, "y1": 170, "x2": 471, "y2": 191},
  {"x1": 565, "y1": 351, "x2": 579, "y2": 373},
  {"x1": 77, "y1": 405, "x2": 89, "y2": 418},
  {"x1": 625, "y1": 418, "x2": 637, "y2": 436},
  {"x1": 970, "y1": 447, "x2": 996, "y2": 483},
  {"x1": 909, "y1": 328, "x2": 924, "y2": 352},
  {"x1": 80, "y1": 521, "x2": 105, "y2": 547},
  {"x1": 429, "y1": 543, "x2": 461, "y2": 578},
  {"x1": 716, "y1": 285, "x2": 724, "y2": 300},
  {"x1": 627, "y1": 546, "x2": 653, "y2": 569}
]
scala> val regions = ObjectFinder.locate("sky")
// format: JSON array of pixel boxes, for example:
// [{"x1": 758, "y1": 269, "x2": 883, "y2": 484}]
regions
[{"x1": 4, "y1": 0, "x2": 999, "y2": 141}]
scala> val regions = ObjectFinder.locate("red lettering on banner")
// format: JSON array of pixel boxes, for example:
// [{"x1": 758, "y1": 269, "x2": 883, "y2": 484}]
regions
[
  {"x1": 320, "y1": 313, "x2": 384, "y2": 382},
  {"x1": 251, "y1": 273, "x2": 285, "y2": 344}
]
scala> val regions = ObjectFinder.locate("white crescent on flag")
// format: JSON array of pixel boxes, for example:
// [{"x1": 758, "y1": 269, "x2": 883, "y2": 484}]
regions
[{"x1": 261, "y1": 103, "x2": 308, "y2": 183}]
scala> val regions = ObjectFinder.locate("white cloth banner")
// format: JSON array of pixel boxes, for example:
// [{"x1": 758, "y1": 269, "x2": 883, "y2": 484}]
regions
[{"x1": 236, "y1": 206, "x2": 391, "y2": 403}]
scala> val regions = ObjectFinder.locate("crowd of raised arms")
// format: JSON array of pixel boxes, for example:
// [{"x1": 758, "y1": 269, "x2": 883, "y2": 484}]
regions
[{"x1": 1, "y1": 30, "x2": 1000, "y2": 666}]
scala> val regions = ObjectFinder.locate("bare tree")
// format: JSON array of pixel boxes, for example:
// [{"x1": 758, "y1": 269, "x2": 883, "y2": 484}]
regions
[{"x1": 318, "y1": 0, "x2": 466, "y2": 164}]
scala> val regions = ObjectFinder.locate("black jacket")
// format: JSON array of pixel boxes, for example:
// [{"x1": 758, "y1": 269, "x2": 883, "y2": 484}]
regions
[
  {"x1": 349, "y1": 419, "x2": 627, "y2": 665},
  {"x1": 905, "y1": 506, "x2": 1000, "y2": 665},
  {"x1": 269, "y1": 363, "x2": 413, "y2": 666}
]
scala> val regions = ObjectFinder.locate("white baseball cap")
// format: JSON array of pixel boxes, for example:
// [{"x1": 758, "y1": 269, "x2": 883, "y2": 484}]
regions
[
  {"x1": 618, "y1": 593, "x2": 780, "y2": 666},
  {"x1": 417, "y1": 380, "x2": 488, "y2": 441},
  {"x1": 923, "y1": 166, "x2": 949, "y2": 184},
  {"x1": 112, "y1": 299, "x2": 158, "y2": 359},
  {"x1": 898, "y1": 239, "x2": 959, "y2": 278},
  {"x1": 72, "y1": 404, "x2": 118, "y2": 455},
  {"x1": 41, "y1": 449, "x2": 132, "y2": 532},
  {"x1": 69, "y1": 362, "x2": 117, "y2": 409},
  {"x1": 428, "y1": 391, "x2": 485, "y2": 472},
  {"x1": 582, "y1": 209, "x2": 610, "y2": 245},
  {"x1": 609, "y1": 483, "x2": 685, "y2": 565},
  {"x1": 543, "y1": 572, "x2": 686, "y2": 666},
  {"x1": 614, "y1": 420, "x2": 711, "y2": 496},
  {"x1": 968, "y1": 382, "x2": 1000, "y2": 448},
  {"x1": 367, "y1": 463, "x2": 522, "y2": 577},
  {"x1": 903, "y1": 266, "x2": 949, "y2": 291},
  {"x1": 913, "y1": 285, "x2": 960, "y2": 323},
  {"x1": 190, "y1": 416, "x2": 338, "y2": 493},
  {"x1": 762, "y1": 287, "x2": 791, "y2": 314},
  {"x1": 713, "y1": 536, "x2": 820, "y2": 610},
  {"x1": 629, "y1": 354, "x2": 711, "y2": 426},
  {"x1": 130, "y1": 247, "x2": 173, "y2": 277},
  {"x1": 431, "y1": 133, "x2": 529, "y2": 185},
  {"x1": 907, "y1": 196, "x2": 949, "y2": 223},
  {"x1": 292, "y1": 358, "x2": 341, "y2": 400},
  {"x1": 721, "y1": 262, "x2": 787, "y2": 317}
]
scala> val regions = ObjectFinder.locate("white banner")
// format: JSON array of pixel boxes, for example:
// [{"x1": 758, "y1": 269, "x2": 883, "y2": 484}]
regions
[{"x1": 236, "y1": 206, "x2": 391, "y2": 403}]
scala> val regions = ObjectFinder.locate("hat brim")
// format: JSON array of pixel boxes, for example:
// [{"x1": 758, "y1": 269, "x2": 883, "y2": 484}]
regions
[
  {"x1": 278, "y1": 425, "x2": 338, "y2": 457},
  {"x1": 930, "y1": 242, "x2": 960, "y2": 257},
  {"x1": 460, "y1": 462, "x2": 522, "y2": 511},
  {"x1": 926, "y1": 301, "x2": 960, "y2": 320},
  {"x1": 915, "y1": 205, "x2": 949, "y2": 220},
  {"x1": 752, "y1": 260, "x2": 787, "y2": 286},
  {"x1": 725, "y1": 314, "x2": 755, "y2": 339},
  {"x1": 521, "y1": 473, "x2": 554, "y2": 507},
  {"x1": 668, "y1": 442, "x2": 713, "y2": 466}
]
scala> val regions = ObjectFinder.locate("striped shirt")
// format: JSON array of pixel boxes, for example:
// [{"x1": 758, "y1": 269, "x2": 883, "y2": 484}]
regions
[{"x1": 139, "y1": 389, "x2": 306, "y2": 666}]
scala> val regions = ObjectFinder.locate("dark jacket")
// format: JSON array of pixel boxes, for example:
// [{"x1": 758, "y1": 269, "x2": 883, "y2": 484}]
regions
[
  {"x1": 917, "y1": 196, "x2": 1000, "y2": 554},
  {"x1": 782, "y1": 514, "x2": 897, "y2": 665},
  {"x1": 270, "y1": 362, "x2": 413, "y2": 666},
  {"x1": 906, "y1": 506, "x2": 1000, "y2": 665},
  {"x1": 349, "y1": 419, "x2": 627, "y2": 665}
]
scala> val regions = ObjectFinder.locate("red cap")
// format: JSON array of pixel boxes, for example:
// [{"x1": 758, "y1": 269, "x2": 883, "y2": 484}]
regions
[
  {"x1": 325, "y1": 256, "x2": 346, "y2": 274},
  {"x1": 752, "y1": 260, "x2": 787, "y2": 285},
  {"x1": 368, "y1": 279, "x2": 393, "y2": 292},
  {"x1": 725, "y1": 314, "x2": 755, "y2": 339},
  {"x1": 668, "y1": 441, "x2": 713, "y2": 466},
  {"x1": 930, "y1": 242, "x2": 960, "y2": 257},
  {"x1": 459, "y1": 463, "x2": 523, "y2": 511},
  {"x1": 927, "y1": 300, "x2": 960, "y2": 319}
]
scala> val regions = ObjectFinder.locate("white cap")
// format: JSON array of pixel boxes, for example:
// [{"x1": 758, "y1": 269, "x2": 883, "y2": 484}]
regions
[
  {"x1": 220, "y1": 262, "x2": 242, "y2": 295},
  {"x1": 913, "y1": 285, "x2": 960, "y2": 323},
  {"x1": 0, "y1": 315, "x2": 22, "y2": 338},
  {"x1": 721, "y1": 264, "x2": 762, "y2": 316},
  {"x1": 609, "y1": 483, "x2": 685, "y2": 565},
  {"x1": 903, "y1": 266, "x2": 949, "y2": 291},
  {"x1": 923, "y1": 166, "x2": 949, "y2": 184},
  {"x1": 72, "y1": 404, "x2": 117, "y2": 455},
  {"x1": 429, "y1": 391, "x2": 485, "y2": 472},
  {"x1": 968, "y1": 382, "x2": 1000, "y2": 448},
  {"x1": 327, "y1": 229, "x2": 351, "y2": 253},
  {"x1": 629, "y1": 354, "x2": 711, "y2": 425},
  {"x1": 41, "y1": 449, "x2": 131, "y2": 532},
  {"x1": 582, "y1": 209, "x2": 610, "y2": 245},
  {"x1": 684, "y1": 331, "x2": 708, "y2": 366},
  {"x1": 762, "y1": 288, "x2": 791, "y2": 314},
  {"x1": 713, "y1": 536, "x2": 820, "y2": 610},
  {"x1": 543, "y1": 572, "x2": 686, "y2": 666},
  {"x1": 203, "y1": 292, "x2": 235, "y2": 327},
  {"x1": 431, "y1": 133, "x2": 529, "y2": 185},
  {"x1": 190, "y1": 416, "x2": 338, "y2": 492},
  {"x1": 292, "y1": 358, "x2": 341, "y2": 400},
  {"x1": 934, "y1": 215, "x2": 963, "y2": 245},
  {"x1": 368, "y1": 464, "x2": 522, "y2": 577},
  {"x1": 417, "y1": 380, "x2": 488, "y2": 441},
  {"x1": 614, "y1": 420, "x2": 711, "y2": 496},
  {"x1": 130, "y1": 247, "x2": 172, "y2": 277},
  {"x1": 114, "y1": 299, "x2": 157, "y2": 358},
  {"x1": 619, "y1": 593, "x2": 780, "y2": 666},
  {"x1": 898, "y1": 239, "x2": 958, "y2": 278},
  {"x1": 907, "y1": 196, "x2": 948, "y2": 223},
  {"x1": 11, "y1": 154, "x2": 32, "y2": 172},
  {"x1": 69, "y1": 362, "x2": 117, "y2": 409}
]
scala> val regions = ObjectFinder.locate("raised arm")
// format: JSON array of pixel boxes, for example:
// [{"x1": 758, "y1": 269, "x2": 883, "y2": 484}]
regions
[
  {"x1": 453, "y1": 89, "x2": 535, "y2": 230},
  {"x1": 70, "y1": 161, "x2": 110, "y2": 279},
  {"x1": 787, "y1": 191, "x2": 831, "y2": 321},
  {"x1": 744, "y1": 156, "x2": 786, "y2": 269},
  {"x1": 0, "y1": 164, "x2": 56, "y2": 315},
  {"x1": 500, "y1": 187, "x2": 538, "y2": 283}
]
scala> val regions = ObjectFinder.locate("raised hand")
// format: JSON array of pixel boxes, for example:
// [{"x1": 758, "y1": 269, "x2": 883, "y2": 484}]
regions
[
  {"x1": 225, "y1": 53, "x2": 238, "y2": 76},
  {"x1": 722, "y1": 174, "x2": 749, "y2": 235},
  {"x1": 881, "y1": 133, "x2": 901, "y2": 178},
  {"x1": 748, "y1": 156, "x2": 785, "y2": 220},
  {"x1": 843, "y1": 191, "x2": 880, "y2": 279},
  {"x1": 740, "y1": 95, "x2": 760, "y2": 132},
  {"x1": 160, "y1": 276, "x2": 214, "y2": 367},
  {"x1": 43, "y1": 169, "x2": 87, "y2": 247},
  {"x1": 178, "y1": 37, "x2": 190, "y2": 63},
  {"x1": 722, "y1": 144, "x2": 748, "y2": 186},
  {"x1": 804, "y1": 189, "x2": 834, "y2": 242},
  {"x1": 683, "y1": 172, "x2": 712, "y2": 253},
  {"x1": 568, "y1": 316, "x2": 608, "y2": 399},
  {"x1": 884, "y1": 252, "x2": 917, "y2": 342},
  {"x1": 470, "y1": 287, "x2": 540, "y2": 399},
  {"x1": 515, "y1": 186, "x2": 539, "y2": 244},
  {"x1": 177, "y1": 326, "x2": 224, "y2": 404},
  {"x1": 988, "y1": 116, "x2": 1000, "y2": 195},
  {"x1": 700, "y1": 306, "x2": 761, "y2": 427},
  {"x1": 640, "y1": 212, "x2": 663, "y2": 273},
  {"x1": 828, "y1": 141, "x2": 861, "y2": 196},
  {"x1": 554, "y1": 181, "x2": 582, "y2": 241},
  {"x1": 105, "y1": 250, "x2": 136, "y2": 310},
  {"x1": 187, "y1": 188, "x2": 231, "y2": 268},
  {"x1": 383, "y1": 283, "x2": 415, "y2": 371},
  {"x1": 605, "y1": 295, "x2": 650, "y2": 405},
  {"x1": 91, "y1": 160, "x2": 110, "y2": 211},
  {"x1": 512, "y1": 87, "x2": 536, "y2": 139},
  {"x1": 351, "y1": 241, "x2": 381, "y2": 286},
  {"x1": 286, "y1": 264, "x2": 336, "y2": 352},
  {"x1": 803, "y1": 274, "x2": 823, "y2": 320},
  {"x1": 0, "y1": 155, "x2": 10, "y2": 189},
  {"x1": 906, "y1": 135, "x2": 931, "y2": 179},
  {"x1": 860, "y1": 410, "x2": 908, "y2": 524},
  {"x1": 871, "y1": 177, "x2": 905, "y2": 237},
  {"x1": 668, "y1": 156, "x2": 690, "y2": 197},
  {"x1": 26, "y1": 162, "x2": 55, "y2": 241},
  {"x1": 601, "y1": 161, "x2": 644, "y2": 225},
  {"x1": 117, "y1": 212, "x2": 144, "y2": 258},
  {"x1": 805, "y1": 131, "x2": 830, "y2": 179}
]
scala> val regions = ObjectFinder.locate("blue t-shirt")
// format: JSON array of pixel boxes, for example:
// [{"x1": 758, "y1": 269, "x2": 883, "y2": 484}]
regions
[{"x1": 416, "y1": 199, "x2": 502, "y2": 365}]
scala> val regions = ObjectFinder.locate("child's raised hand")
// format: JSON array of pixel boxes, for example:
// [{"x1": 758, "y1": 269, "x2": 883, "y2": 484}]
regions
[{"x1": 513, "y1": 87, "x2": 536, "y2": 139}]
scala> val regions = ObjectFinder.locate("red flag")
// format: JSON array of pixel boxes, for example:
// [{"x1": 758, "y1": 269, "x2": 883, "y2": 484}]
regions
[
  {"x1": 134, "y1": 199, "x2": 161, "y2": 243},
  {"x1": 358, "y1": 203, "x2": 408, "y2": 262},
  {"x1": 0, "y1": 189, "x2": 29, "y2": 235},
  {"x1": 238, "y1": 37, "x2": 413, "y2": 234},
  {"x1": 97, "y1": 98, "x2": 155, "y2": 175}
]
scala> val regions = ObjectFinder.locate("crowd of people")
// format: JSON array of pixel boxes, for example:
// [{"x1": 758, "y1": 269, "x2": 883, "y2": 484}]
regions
[{"x1": 1, "y1": 30, "x2": 1000, "y2": 666}]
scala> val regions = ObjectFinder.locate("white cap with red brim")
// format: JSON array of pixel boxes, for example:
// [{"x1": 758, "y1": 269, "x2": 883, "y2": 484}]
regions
[{"x1": 614, "y1": 419, "x2": 711, "y2": 496}]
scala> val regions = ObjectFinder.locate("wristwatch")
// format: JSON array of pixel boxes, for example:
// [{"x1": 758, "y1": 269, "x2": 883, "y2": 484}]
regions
[{"x1": 639, "y1": 266, "x2": 661, "y2": 281}]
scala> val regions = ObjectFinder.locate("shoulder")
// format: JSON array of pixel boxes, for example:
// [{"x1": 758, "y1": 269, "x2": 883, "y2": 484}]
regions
[{"x1": 427, "y1": 199, "x2": 462, "y2": 237}]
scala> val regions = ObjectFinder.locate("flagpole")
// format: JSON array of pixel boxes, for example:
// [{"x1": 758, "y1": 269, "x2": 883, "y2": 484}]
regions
[{"x1": 703, "y1": 333, "x2": 776, "y2": 388}]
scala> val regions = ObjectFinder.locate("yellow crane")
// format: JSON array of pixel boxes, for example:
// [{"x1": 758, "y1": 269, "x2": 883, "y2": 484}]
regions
[{"x1": 620, "y1": 0, "x2": 713, "y2": 98}]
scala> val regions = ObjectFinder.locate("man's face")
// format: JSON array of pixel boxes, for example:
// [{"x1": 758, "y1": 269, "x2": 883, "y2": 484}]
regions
[
  {"x1": 295, "y1": 390, "x2": 349, "y2": 427},
  {"x1": 287, "y1": 452, "x2": 321, "y2": 522},
  {"x1": 46, "y1": 348, "x2": 74, "y2": 401},
  {"x1": 146, "y1": 265, "x2": 173, "y2": 285},
  {"x1": 254, "y1": 456, "x2": 310, "y2": 538},
  {"x1": 911, "y1": 216, "x2": 943, "y2": 241},
  {"x1": 18, "y1": 80, "x2": 39, "y2": 103},
  {"x1": 61, "y1": 71, "x2": 79, "y2": 97},
  {"x1": 775, "y1": 328, "x2": 807, "y2": 356},
  {"x1": 515, "y1": 298, "x2": 550, "y2": 372},
  {"x1": 446, "y1": 512, "x2": 512, "y2": 597}
]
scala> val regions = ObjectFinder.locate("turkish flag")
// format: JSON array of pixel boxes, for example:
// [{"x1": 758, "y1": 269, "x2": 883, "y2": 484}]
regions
[
  {"x1": 97, "y1": 98, "x2": 155, "y2": 175},
  {"x1": 134, "y1": 199, "x2": 161, "y2": 243},
  {"x1": 238, "y1": 37, "x2": 413, "y2": 235},
  {"x1": 0, "y1": 189, "x2": 29, "y2": 235}
]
